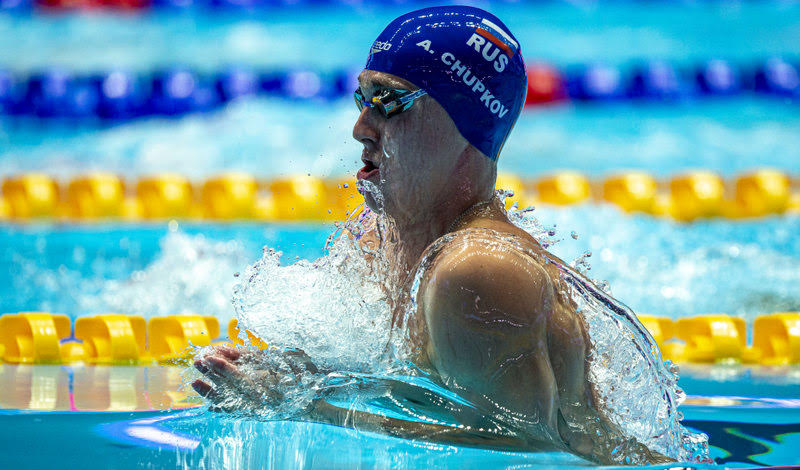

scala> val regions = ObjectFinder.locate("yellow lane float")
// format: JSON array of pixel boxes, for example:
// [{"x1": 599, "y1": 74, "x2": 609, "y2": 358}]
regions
[
  {"x1": 0, "y1": 169, "x2": 797, "y2": 222},
  {"x1": 752, "y1": 312, "x2": 800, "y2": 365},
  {"x1": 0, "y1": 313, "x2": 75, "y2": 364},
  {"x1": 148, "y1": 315, "x2": 220, "y2": 364},
  {"x1": 136, "y1": 174, "x2": 195, "y2": 219},
  {"x1": 325, "y1": 178, "x2": 363, "y2": 220},
  {"x1": 668, "y1": 171, "x2": 725, "y2": 222},
  {"x1": 1, "y1": 174, "x2": 60, "y2": 218},
  {"x1": 734, "y1": 169, "x2": 792, "y2": 218},
  {"x1": 75, "y1": 314, "x2": 148, "y2": 365},
  {"x1": 228, "y1": 318, "x2": 269, "y2": 350},
  {"x1": 0, "y1": 311, "x2": 798, "y2": 365},
  {"x1": 66, "y1": 173, "x2": 126, "y2": 218},
  {"x1": 534, "y1": 172, "x2": 591, "y2": 206},
  {"x1": 674, "y1": 314, "x2": 761, "y2": 363},
  {"x1": 601, "y1": 172, "x2": 658, "y2": 213},
  {"x1": 201, "y1": 173, "x2": 258, "y2": 219},
  {"x1": 269, "y1": 175, "x2": 328, "y2": 221},
  {"x1": 0, "y1": 195, "x2": 8, "y2": 219}
]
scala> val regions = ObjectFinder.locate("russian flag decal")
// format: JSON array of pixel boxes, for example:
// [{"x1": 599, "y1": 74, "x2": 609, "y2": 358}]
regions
[{"x1": 475, "y1": 18, "x2": 519, "y2": 58}]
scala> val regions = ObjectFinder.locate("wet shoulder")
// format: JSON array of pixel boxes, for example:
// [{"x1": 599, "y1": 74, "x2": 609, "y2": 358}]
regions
[{"x1": 418, "y1": 224, "x2": 555, "y2": 313}]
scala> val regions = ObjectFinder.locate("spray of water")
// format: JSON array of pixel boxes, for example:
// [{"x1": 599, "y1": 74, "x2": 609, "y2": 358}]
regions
[
  {"x1": 212, "y1": 189, "x2": 709, "y2": 464},
  {"x1": 82, "y1": 232, "x2": 247, "y2": 322},
  {"x1": 507, "y1": 201, "x2": 708, "y2": 462}
]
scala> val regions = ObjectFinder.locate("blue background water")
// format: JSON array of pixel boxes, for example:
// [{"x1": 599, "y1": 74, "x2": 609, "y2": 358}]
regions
[
  {"x1": 1, "y1": 2, "x2": 799, "y2": 467},
  {"x1": 2, "y1": 208, "x2": 798, "y2": 323},
  {"x1": 0, "y1": 2, "x2": 798, "y2": 321},
  {"x1": 0, "y1": 3, "x2": 799, "y2": 178}
]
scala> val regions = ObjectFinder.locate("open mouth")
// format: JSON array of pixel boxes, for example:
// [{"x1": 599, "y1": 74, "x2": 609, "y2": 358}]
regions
[{"x1": 357, "y1": 158, "x2": 380, "y2": 180}]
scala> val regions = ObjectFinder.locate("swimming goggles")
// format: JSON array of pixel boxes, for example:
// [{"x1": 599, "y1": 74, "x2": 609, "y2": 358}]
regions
[{"x1": 354, "y1": 87, "x2": 428, "y2": 118}]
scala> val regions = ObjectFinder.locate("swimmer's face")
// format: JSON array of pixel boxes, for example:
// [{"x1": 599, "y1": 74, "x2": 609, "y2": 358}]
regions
[{"x1": 353, "y1": 70, "x2": 469, "y2": 220}]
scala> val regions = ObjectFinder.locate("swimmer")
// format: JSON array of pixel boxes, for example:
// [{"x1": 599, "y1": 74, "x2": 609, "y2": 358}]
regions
[{"x1": 193, "y1": 6, "x2": 670, "y2": 464}]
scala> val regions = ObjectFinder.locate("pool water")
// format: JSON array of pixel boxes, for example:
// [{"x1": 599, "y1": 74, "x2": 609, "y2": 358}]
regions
[
  {"x1": 1, "y1": 219, "x2": 799, "y2": 467},
  {"x1": 2, "y1": 0, "x2": 800, "y2": 467},
  {"x1": 0, "y1": 3, "x2": 799, "y2": 179},
  {"x1": 2, "y1": 209, "x2": 798, "y2": 323},
  {"x1": 1, "y1": 363, "x2": 797, "y2": 469}
]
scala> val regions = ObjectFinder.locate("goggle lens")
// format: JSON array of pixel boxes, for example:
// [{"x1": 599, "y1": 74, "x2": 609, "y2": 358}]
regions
[{"x1": 354, "y1": 87, "x2": 426, "y2": 118}]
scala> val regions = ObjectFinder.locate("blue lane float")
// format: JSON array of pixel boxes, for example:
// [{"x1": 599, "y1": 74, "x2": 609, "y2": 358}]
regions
[
  {"x1": 754, "y1": 58, "x2": 800, "y2": 97},
  {"x1": 0, "y1": 59, "x2": 796, "y2": 122},
  {"x1": 0, "y1": 70, "x2": 27, "y2": 114},
  {"x1": 215, "y1": 67, "x2": 260, "y2": 102},
  {"x1": 695, "y1": 59, "x2": 742, "y2": 96},
  {"x1": 148, "y1": 68, "x2": 220, "y2": 115},
  {"x1": 566, "y1": 64, "x2": 626, "y2": 102},
  {"x1": 26, "y1": 69, "x2": 100, "y2": 118},
  {"x1": 628, "y1": 61, "x2": 688, "y2": 101},
  {"x1": 94, "y1": 70, "x2": 149, "y2": 120},
  {"x1": 0, "y1": 0, "x2": 31, "y2": 12}
]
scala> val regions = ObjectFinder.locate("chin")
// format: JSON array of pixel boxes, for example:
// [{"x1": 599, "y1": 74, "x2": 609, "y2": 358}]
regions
[{"x1": 363, "y1": 194, "x2": 379, "y2": 213}]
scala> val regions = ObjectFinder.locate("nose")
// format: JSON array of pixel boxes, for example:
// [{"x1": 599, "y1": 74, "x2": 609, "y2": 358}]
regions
[{"x1": 352, "y1": 106, "x2": 380, "y2": 152}]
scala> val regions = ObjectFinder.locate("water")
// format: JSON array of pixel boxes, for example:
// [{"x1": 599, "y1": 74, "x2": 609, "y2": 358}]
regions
[
  {"x1": 1, "y1": 4, "x2": 799, "y2": 71},
  {"x1": 0, "y1": 3, "x2": 799, "y2": 179},
  {"x1": 1, "y1": 363, "x2": 796, "y2": 468},
  {"x1": 1, "y1": 1, "x2": 799, "y2": 466},
  {"x1": 4, "y1": 206, "x2": 797, "y2": 464},
  {"x1": 202, "y1": 203, "x2": 706, "y2": 464},
  {"x1": 3, "y1": 208, "x2": 798, "y2": 322},
  {"x1": 2, "y1": 97, "x2": 800, "y2": 180}
]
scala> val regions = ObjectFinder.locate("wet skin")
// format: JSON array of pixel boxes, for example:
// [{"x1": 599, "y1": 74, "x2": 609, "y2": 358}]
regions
[{"x1": 193, "y1": 70, "x2": 669, "y2": 464}]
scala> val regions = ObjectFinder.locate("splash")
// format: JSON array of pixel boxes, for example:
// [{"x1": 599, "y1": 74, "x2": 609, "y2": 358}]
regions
[
  {"x1": 81, "y1": 231, "x2": 247, "y2": 322},
  {"x1": 231, "y1": 211, "x2": 399, "y2": 373},
  {"x1": 218, "y1": 197, "x2": 709, "y2": 464},
  {"x1": 553, "y1": 257, "x2": 708, "y2": 462},
  {"x1": 507, "y1": 203, "x2": 708, "y2": 462}
]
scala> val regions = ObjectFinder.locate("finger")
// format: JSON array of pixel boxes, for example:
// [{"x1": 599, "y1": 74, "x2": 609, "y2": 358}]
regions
[
  {"x1": 192, "y1": 379, "x2": 215, "y2": 398},
  {"x1": 194, "y1": 358, "x2": 210, "y2": 375},
  {"x1": 206, "y1": 356, "x2": 243, "y2": 380},
  {"x1": 215, "y1": 345, "x2": 242, "y2": 362},
  {"x1": 204, "y1": 356, "x2": 253, "y2": 396}
]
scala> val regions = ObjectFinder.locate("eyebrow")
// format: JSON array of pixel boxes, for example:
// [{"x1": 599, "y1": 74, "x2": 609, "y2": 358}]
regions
[{"x1": 358, "y1": 75, "x2": 416, "y2": 96}]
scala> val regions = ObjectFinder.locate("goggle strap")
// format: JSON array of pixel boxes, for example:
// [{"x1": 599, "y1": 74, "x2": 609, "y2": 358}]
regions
[{"x1": 396, "y1": 89, "x2": 427, "y2": 106}]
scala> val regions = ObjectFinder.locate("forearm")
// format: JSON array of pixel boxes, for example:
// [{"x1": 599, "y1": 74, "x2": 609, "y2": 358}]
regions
[
  {"x1": 558, "y1": 403, "x2": 674, "y2": 465},
  {"x1": 305, "y1": 398, "x2": 558, "y2": 452}
]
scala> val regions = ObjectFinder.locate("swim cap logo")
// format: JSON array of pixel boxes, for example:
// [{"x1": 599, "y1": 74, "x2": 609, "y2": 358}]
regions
[
  {"x1": 440, "y1": 52, "x2": 509, "y2": 119},
  {"x1": 371, "y1": 41, "x2": 392, "y2": 54},
  {"x1": 466, "y1": 18, "x2": 519, "y2": 73}
]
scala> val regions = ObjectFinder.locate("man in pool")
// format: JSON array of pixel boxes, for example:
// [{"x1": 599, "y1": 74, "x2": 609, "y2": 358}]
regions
[{"x1": 192, "y1": 6, "x2": 668, "y2": 464}]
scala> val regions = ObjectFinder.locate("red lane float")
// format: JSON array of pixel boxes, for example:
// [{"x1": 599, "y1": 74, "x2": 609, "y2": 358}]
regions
[
  {"x1": 36, "y1": 0, "x2": 148, "y2": 10},
  {"x1": 524, "y1": 64, "x2": 567, "y2": 106}
]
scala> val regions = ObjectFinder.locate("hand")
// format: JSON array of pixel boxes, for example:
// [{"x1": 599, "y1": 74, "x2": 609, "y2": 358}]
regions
[{"x1": 192, "y1": 344, "x2": 319, "y2": 414}]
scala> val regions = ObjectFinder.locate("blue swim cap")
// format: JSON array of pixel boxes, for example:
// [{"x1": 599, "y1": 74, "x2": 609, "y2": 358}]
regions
[{"x1": 365, "y1": 6, "x2": 527, "y2": 161}]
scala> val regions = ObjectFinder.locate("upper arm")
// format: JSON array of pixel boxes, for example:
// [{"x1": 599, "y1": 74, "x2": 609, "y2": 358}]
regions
[{"x1": 419, "y1": 242, "x2": 559, "y2": 428}]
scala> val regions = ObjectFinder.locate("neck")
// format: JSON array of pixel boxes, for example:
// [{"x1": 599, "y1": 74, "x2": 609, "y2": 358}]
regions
[{"x1": 387, "y1": 194, "x2": 495, "y2": 275}]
